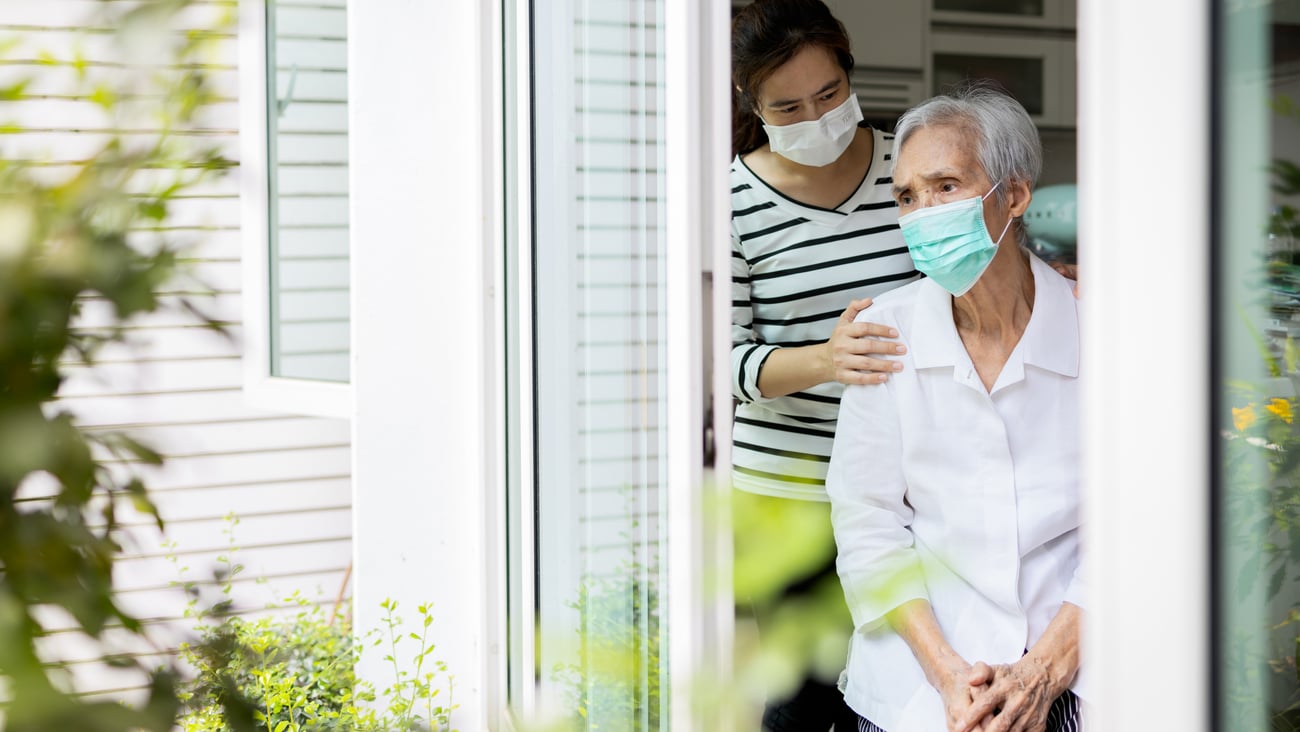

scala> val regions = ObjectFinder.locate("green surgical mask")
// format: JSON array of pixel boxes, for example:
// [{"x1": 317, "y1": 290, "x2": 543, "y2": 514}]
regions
[{"x1": 899, "y1": 184, "x2": 1013, "y2": 296}]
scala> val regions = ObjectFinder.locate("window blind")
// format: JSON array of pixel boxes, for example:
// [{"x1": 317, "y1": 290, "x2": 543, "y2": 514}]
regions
[{"x1": 533, "y1": 0, "x2": 668, "y2": 728}]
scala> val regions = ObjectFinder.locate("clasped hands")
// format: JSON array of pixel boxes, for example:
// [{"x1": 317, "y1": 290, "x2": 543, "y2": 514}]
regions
[{"x1": 938, "y1": 655, "x2": 1060, "y2": 732}]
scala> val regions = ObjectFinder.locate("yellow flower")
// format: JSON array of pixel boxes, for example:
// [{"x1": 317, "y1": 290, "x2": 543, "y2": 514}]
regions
[
  {"x1": 1234, "y1": 403, "x2": 1258, "y2": 431},
  {"x1": 1267, "y1": 398, "x2": 1294, "y2": 424}
]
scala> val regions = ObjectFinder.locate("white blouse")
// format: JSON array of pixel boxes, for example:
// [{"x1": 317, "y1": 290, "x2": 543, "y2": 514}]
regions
[{"x1": 826, "y1": 254, "x2": 1087, "y2": 731}]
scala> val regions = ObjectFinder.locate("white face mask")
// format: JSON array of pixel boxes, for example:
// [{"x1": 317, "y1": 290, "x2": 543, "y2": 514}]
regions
[{"x1": 761, "y1": 93, "x2": 863, "y2": 167}]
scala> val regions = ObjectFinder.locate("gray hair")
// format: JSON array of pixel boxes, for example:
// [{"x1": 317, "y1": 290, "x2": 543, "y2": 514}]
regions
[{"x1": 892, "y1": 85, "x2": 1042, "y2": 213}]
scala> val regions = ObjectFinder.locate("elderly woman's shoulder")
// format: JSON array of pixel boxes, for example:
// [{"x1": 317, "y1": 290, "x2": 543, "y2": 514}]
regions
[{"x1": 852, "y1": 277, "x2": 929, "y2": 328}]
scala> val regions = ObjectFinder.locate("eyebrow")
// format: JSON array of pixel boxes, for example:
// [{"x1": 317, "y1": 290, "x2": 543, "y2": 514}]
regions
[
  {"x1": 766, "y1": 78, "x2": 841, "y2": 109},
  {"x1": 892, "y1": 166, "x2": 965, "y2": 196}
]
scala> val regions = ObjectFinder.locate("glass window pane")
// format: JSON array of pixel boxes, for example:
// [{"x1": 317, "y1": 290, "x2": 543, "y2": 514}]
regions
[
  {"x1": 267, "y1": 0, "x2": 350, "y2": 382},
  {"x1": 1216, "y1": 2, "x2": 1300, "y2": 728},
  {"x1": 933, "y1": 53, "x2": 1044, "y2": 116},
  {"x1": 529, "y1": 0, "x2": 668, "y2": 729}
]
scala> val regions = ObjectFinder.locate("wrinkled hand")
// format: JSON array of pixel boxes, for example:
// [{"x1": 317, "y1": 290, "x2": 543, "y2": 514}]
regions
[
  {"x1": 936, "y1": 660, "x2": 995, "y2": 732},
  {"x1": 960, "y1": 658, "x2": 1059, "y2": 732},
  {"x1": 828, "y1": 298, "x2": 905, "y2": 385}
]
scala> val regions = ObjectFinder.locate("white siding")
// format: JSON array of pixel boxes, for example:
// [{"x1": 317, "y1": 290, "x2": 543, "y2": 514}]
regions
[{"x1": 0, "y1": 1, "x2": 352, "y2": 699}]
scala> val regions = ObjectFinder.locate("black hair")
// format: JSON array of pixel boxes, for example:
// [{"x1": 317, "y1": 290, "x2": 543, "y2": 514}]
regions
[{"x1": 731, "y1": 0, "x2": 854, "y2": 157}]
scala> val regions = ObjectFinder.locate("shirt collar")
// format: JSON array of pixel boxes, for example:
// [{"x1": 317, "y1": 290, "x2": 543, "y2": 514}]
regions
[{"x1": 910, "y1": 253, "x2": 1079, "y2": 378}]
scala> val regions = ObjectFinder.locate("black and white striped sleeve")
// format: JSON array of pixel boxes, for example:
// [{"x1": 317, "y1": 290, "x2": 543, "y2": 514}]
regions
[{"x1": 731, "y1": 231, "x2": 778, "y2": 404}]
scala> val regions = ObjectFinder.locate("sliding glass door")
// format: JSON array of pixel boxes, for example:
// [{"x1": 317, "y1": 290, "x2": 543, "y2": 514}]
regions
[{"x1": 506, "y1": 0, "x2": 673, "y2": 728}]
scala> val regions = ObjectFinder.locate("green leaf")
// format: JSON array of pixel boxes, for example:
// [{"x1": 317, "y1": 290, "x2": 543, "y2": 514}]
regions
[
  {"x1": 1268, "y1": 563, "x2": 1287, "y2": 600},
  {"x1": 0, "y1": 80, "x2": 29, "y2": 101},
  {"x1": 88, "y1": 84, "x2": 117, "y2": 110}
]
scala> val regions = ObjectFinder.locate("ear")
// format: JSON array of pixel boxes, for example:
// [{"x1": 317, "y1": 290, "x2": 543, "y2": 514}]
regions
[{"x1": 1005, "y1": 178, "x2": 1033, "y2": 219}]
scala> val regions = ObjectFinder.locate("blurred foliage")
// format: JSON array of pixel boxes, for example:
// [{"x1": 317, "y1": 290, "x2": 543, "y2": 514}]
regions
[
  {"x1": 730, "y1": 490, "x2": 852, "y2": 711},
  {"x1": 553, "y1": 565, "x2": 660, "y2": 731},
  {"x1": 175, "y1": 540, "x2": 457, "y2": 732},
  {"x1": 1223, "y1": 91, "x2": 1300, "y2": 730},
  {"x1": 0, "y1": 1, "x2": 233, "y2": 728},
  {"x1": 548, "y1": 491, "x2": 661, "y2": 732}
]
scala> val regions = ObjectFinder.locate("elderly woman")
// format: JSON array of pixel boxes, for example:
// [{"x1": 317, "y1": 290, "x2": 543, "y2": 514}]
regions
[{"x1": 826, "y1": 86, "x2": 1086, "y2": 732}]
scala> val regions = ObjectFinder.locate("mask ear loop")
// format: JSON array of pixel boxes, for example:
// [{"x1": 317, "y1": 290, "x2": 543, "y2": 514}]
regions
[
  {"x1": 982, "y1": 181, "x2": 1015, "y2": 246},
  {"x1": 992, "y1": 213, "x2": 1015, "y2": 247}
]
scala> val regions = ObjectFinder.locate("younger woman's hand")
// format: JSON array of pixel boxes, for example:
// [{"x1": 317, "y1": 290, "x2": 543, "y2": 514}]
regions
[{"x1": 828, "y1": 298, "x2": 906, "y2": 385}]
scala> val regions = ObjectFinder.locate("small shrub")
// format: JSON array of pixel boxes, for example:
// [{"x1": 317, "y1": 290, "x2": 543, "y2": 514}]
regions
[{"x1": 173, "y1": 521, "x2": 456, "y2": 732}]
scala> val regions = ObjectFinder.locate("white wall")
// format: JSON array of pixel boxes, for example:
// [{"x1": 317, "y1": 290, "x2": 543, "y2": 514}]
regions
[
  {"x1": 0, "y1": 0, "x2": 353, "y2": 698},
  {"x1": 348, "y1": 0, "x2": 497, "y2": 729}
]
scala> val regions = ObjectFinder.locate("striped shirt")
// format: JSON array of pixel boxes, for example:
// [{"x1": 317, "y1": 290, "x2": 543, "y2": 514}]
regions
[{"x1": 730, "y1": 126, "x2": 920, "y2": 501}]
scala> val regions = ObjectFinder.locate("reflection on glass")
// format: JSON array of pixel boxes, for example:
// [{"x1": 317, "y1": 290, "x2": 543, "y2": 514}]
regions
[
  {"x1": 933, "y1": 0, "x2": 1045, "y2": 18},
  {"x1": 1217, "y1": 2, "x2": 1300, "y2": 728},
  {"x1": 266, "y1": 0, "x2": 350, "y2": 382},
  {"x1": 933, "y1": 53, "x2": 1044, "y2": 116},
  {"x1": 530, "y1": 0, "x2": 668, "y2": 729}
]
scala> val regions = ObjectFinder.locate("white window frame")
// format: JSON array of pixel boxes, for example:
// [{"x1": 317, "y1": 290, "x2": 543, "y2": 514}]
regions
[
  {"x1": 1079, "y1": 0, "x2": 1210, "y2": 728},
  {"x1": 664, "y1": 0, "x2": 734, "y2": 730},
  {"x1": 238, "y1": 0, "x2": 353, "y2": 419}
]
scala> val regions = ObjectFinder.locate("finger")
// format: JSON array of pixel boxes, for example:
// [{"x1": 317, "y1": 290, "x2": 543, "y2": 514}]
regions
[
  {"x1": 847, "y1": 297, "x2": 874, "y2": 316},
  {"x1": 977, "y1": 696, "x2": 1024, "y2": 732},
  {"x1": 981, "y1": 713, "x2": 1013, "y2": 732},
  {"x1": 968, "y1": 661, "x2": 995, "y2": 687},
  {"x1": 836, "y1": 368, "x2": 890, "y2": 386},
  {"x1": 1049, "y1": 262, "x2": 1078, "y2": 280},
  {"x1": 959, "y1": 696, "x2": 1001, "y2": 732},
  {"x1": 836, "y1": 356, "x2": 904, "y2": 381},
  {"x1": 1007, "y1": 713, "x2": 1039, "y2": 732},
  {"x1": 837, "y1": 337, "x2": 907, "y2": 359},
  {"x1": 838, "y1": 298, "x2": 875, "y2": 323},
  {"x1": 843, "y1": 321, "x2": 901, "y2": 341}
]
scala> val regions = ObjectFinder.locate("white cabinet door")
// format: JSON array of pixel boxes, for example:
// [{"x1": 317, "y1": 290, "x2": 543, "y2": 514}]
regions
[
  {"x1": 825, "y1": 0, "x2": 925, "y2": 70},
  {"x1": 929, "y1": 30, "x2": 1072, "y2": 127}
]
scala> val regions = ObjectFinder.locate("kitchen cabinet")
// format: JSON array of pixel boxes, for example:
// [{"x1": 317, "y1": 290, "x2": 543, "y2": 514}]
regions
[
  {"x1": 825, "y1": 0, "x2": 925, "y2": 70},
  {"x1": 824, "y1": 0, "x2": 928, "y2": 115},
  {"x1": 731, "y1": 0, "x2": 1077, "y2": 129},
  {"x1": 930, "y1": 30, "x2": 1076, "y2": 128},
  {"x1": 930, "y1": 0, "x2": 1076, "y2": 30}
]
